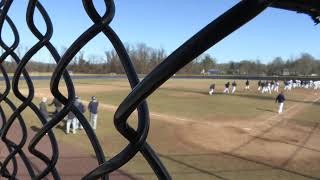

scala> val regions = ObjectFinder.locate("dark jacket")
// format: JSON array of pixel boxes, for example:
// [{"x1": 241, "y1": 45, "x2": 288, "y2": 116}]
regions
[
  {"x1": 276, "y1": 93, "x2": 285, "y2": 103},
  {"x1": 232, "y1": 82, "x2": 237, "y2": 87},
  {"x1": 68, "y1": 101, "x2": 85, "y2": 119},
  {"x1": 67, "y1": 112, "x2": 75, "y2": 119},
  {"x1": 39, "y1": 102, "x2": 48, "y2": 119},
  {"x1": 88, "y1": 101, "x2": 99, "y2": 114},
  {"x1": 49, "y1": 98, "x2": 62, "y2": 112},
  {"x1": 49, "y1": 98, "x2": 62, "y2": 107},
  {"x1": 225, "y1": 82, "x2": 230, "y2": 88},
  {"x1": 245, "y1": 80, "x2": 249, "y2": 86},
  {"x1": 209, "y1": 84, "x2": 215, "y2": 90}
]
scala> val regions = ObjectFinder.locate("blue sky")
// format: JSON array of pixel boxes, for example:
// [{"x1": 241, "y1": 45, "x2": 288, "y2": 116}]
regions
[{"x1": 3, "y1": 0, "x2": 320, "y2": 64}]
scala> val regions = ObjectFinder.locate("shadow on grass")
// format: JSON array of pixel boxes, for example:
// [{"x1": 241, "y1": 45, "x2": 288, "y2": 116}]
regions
[
  {"x1": 30, "y1": 122, "x2": 67, "y2": 134},
  {"x1": 157, "y1": 150, "x2": 319, "y2": 179},
  {"x1": 30, "y1": 125, "x2": 41, "y2": 132},
  {"x1": 55, "y1": 121, "x2": 72, "y2": 135},
  {"x1": 256, "y1": 108, "x2": 274, "y2": 112},
  {"x1": 158, "y1": 153, "x2": 229, "y2": 180}
]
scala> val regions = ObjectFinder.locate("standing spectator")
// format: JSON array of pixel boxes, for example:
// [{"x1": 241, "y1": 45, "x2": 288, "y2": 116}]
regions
[
  {"x1": 275, "y1": 91, "x2": 286, "y2": 114},
  {"x1": 231, "y1": 81, "x2": 237, "y2": 94},
  {"x1": 209, "y1": 83, "x2": 215, "y2": 95},
  {"x1": 88, "y1": 96, "x2": 99, "y2": 130},
  {"x1": 39, "y1": 97, "x2": 49, "y2": 120}
]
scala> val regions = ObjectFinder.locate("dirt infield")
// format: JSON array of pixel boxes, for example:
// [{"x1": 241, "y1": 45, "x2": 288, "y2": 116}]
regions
[{"x1": 176, "y1": 95, "x2": 320, "y2": 179}]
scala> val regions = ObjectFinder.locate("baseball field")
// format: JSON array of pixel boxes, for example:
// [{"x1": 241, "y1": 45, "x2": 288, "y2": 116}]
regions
[{"x1": 2, "y1": 78, "x2": 320, "y2": 180}]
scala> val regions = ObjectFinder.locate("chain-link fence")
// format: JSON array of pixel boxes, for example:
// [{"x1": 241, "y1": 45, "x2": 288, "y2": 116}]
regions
[{"x1": 0, "y1": 0, "x2": 318, "y2": 179}]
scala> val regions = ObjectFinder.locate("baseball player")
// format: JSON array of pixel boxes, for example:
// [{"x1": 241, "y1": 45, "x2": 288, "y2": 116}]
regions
[
  {"x1": 297, "y1": 79, "x2": 301, "y2": 87},
  {"x1": 314, "y1": 81, "x2": 320, "y2": 90},
  {"x1": 39, "y1": 97, "x2": 49, "y2": 120},
  {"x1": 49, "y1": 98, "x2": 62, "y2": 117},
  {"x1": 270, "y1": 80, "x2": 275, "y2": 91},
  {"x1": 267, "y1": 81, "x2": 272, "y2": 94},
  {"x1": 209, "y1": 83, "x2": 215, "y2": 95},
  {"x1": 74, "y1": 96, "x2": 85, "y2": 130},
  {"x1": 293, "y1": 80, "x2": 297, "y2": 88},
  {"x1": 231, "y1": 81, "x2": 237, "y2": 94},
  {"x1": 223, "y1": 82, "x2": 230, "y2": 94},
  {"x1": 284, "y1": 80, "x2": 290, "y2": 91},
  {"x1": 245, "y1": 79, "x2": 250, "y2": 91},
  {"x1": 88, "y1": 96, "x2": 99, "y2": 130},
  {"x1": 66, "y1": 108, "x2": 77, "y2": 134},
  {"x1": 275, "y1": 91, "x2": 285, "y2": 114},
  {"x1": 274, "y1": 80, "x2": 280, "y2": 93},
  {"x1": 257, "y1": 80, "x2": 262, "y2": 91},
  {"x1": 261, "y1": 81, "x2": 266, "y2": 94}
]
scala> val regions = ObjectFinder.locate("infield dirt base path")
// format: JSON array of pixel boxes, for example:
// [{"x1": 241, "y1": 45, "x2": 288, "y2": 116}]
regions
[{"x1": 0, "y1": 123, "x2": 137, "y2": 180}]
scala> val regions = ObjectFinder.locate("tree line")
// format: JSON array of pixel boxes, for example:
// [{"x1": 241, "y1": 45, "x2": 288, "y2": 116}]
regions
[{"x1": 2, "y1": 43, "x2": 320, "y2": 76}]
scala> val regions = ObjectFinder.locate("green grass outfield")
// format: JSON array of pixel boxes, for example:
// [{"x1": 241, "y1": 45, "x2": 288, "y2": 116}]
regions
[{"x1": 1, "y1": 78, "x2": 320, "y2": 179}]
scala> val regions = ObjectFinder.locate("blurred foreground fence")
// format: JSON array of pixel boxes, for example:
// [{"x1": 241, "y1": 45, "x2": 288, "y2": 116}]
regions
[
  {"x1": 0, "y1": 0, "x2": 318, "y2": 179},
  {"x1": 1, "y1": 75, "x2": 320, "y2": 82}
]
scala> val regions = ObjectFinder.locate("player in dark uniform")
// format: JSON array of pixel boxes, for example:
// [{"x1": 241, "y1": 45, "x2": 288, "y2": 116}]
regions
[
  {"x1": 209, "y1": 83, "x2": 215, "y2": 95},
  {"x1": 257, "y1": 80, "x2": 262, "y2": 91},
  {"x1": 231, "y1": 81, "x2": 237, "y2": 94},
  {"x1": 275, "y1": 91, "x2": 285, "y2": 114},
  {"x1": 245, "y1": 79, "x2": 250, "y2": 91},
  {"x1": 223, "y1": 82, "x2": 230, "y2": 94},
  {"x1": 260, "y1": 81, "x2": 265, "y2": 93},
  {"x1": 49, "y1": 98, "x2": 62, "y2": 117}
]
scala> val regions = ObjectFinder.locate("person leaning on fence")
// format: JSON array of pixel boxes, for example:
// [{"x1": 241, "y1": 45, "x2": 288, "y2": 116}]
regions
[
  {"x1": 275, "y1": 91, "x2": 285, "y2": 114},
  {"x1": 209, "y1": 83, "x2": 215, "y2": 95},
  {"x1": 88, "y1": 96, "x2": 99, "y2": 130}
]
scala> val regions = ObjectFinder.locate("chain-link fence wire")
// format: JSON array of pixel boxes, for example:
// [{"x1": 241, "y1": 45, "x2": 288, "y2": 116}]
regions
[{"x1": 0, "y1": 0, "x2": 318, "y2": 179}]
